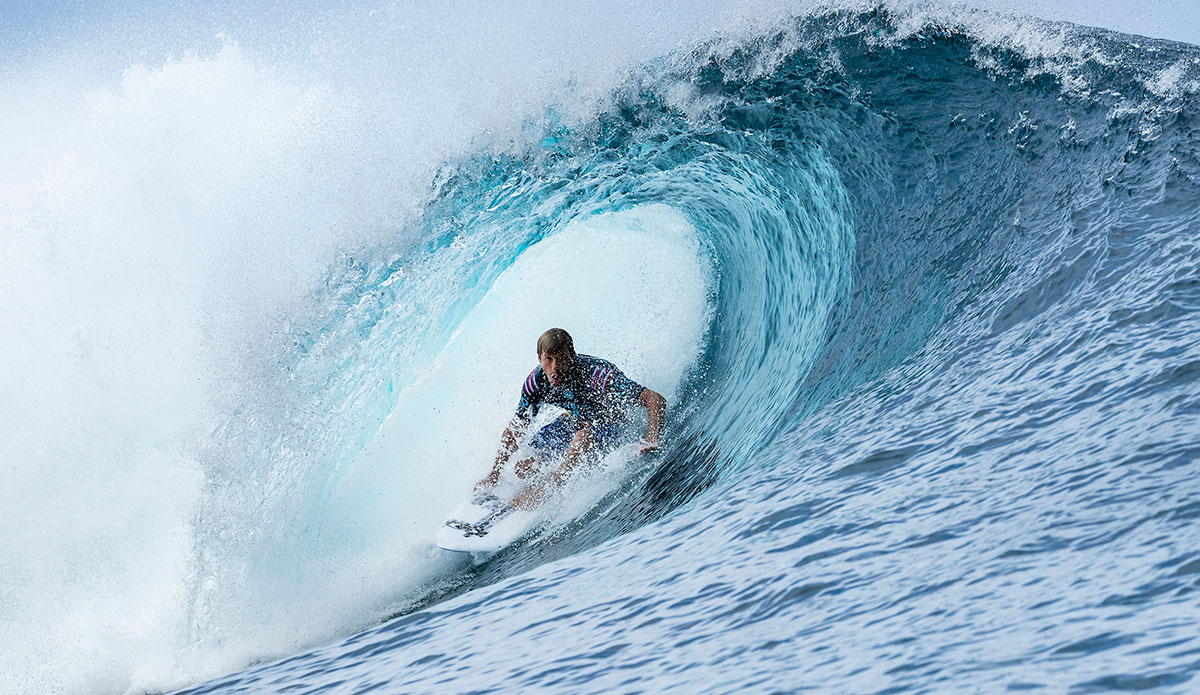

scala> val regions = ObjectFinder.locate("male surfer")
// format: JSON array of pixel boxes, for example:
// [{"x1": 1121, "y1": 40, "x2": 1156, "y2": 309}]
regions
[{"x1": 475, "y1": 328, "x2": 666, "y2": 509}]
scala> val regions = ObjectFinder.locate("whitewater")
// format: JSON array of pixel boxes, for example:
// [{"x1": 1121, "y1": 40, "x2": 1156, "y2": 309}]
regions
[{"x1": 2, "y1": 1, "x2": 1199, "y2": 693}]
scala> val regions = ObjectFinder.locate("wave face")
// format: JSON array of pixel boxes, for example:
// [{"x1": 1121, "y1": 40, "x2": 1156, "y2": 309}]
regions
[{"x1": 4, "y1": 4, "x2": 1200, "y2": 695}]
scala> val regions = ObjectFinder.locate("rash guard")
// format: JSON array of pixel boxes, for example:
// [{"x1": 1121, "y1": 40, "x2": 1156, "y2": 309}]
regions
[{"x1": 514, "y1": 354, "x2": 645, "y2": 426}]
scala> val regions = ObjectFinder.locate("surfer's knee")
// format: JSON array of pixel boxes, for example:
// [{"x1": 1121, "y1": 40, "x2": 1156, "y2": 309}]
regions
[
  {"x1": 514, "y1": 457, "x2": 536, "y2": 478},
  {"x1": 571, "y1": 428, "x2": 596, "y2": 451}
]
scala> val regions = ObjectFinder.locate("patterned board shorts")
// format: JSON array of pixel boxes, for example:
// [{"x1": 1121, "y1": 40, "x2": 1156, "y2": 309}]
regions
[{"x1": 528, "y1": 416, "x2": 624, "y2": 457}]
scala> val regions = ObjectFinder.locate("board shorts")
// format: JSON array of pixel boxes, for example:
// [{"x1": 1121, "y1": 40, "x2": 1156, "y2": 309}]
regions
[{"x1": 529, "y1": 416, "x2": 624, "y2": 458}]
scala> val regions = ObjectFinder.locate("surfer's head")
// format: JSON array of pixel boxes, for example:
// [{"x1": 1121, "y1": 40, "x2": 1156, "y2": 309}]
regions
[{"x1": 537, "y1": 328, "x2": 575, "y2": 387}]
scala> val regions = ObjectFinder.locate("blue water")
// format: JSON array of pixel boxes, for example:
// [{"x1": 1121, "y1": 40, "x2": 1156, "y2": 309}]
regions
[{"x1": 4, "y1": 3, "x2": 1200, "y2": 695}]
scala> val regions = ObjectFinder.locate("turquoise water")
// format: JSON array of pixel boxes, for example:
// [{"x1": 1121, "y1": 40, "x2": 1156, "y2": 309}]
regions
[{"x1": 3, "y1": 3, "x2": 1199, "y2": 694}]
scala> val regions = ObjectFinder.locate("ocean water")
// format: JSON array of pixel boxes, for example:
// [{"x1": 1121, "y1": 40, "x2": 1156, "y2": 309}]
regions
[{"x1": 2, "y1": 2, "x2": 1199, "y2": 694}]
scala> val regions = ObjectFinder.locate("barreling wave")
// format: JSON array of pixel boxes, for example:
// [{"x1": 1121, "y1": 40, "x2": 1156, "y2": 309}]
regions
[
  {"x1": 4, "y1": 4, "x2": 1199, "y2": 694},
  {"x1": 299, "y1": 5, "x2": 1200, "y2": 536},
  {"x1": 181, "y1": 4, "x2": 1200, "y2": 685}
]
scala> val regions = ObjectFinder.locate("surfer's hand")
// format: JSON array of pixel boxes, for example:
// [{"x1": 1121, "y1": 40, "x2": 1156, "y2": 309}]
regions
[
  {"x1": 638, "y1": 440, "x2": 660, "y2": 454},
  {"x1": 474, "y1": 472, "x2": 499, "y2": 494}
]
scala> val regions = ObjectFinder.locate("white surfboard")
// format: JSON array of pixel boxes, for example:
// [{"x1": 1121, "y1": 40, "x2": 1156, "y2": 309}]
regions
[
  {"x1": 436, "y1": 492, "x2": 538, "y2": 555},
  {"x1": 437, "y1": 442, "x2": 646, "y2": 557}
]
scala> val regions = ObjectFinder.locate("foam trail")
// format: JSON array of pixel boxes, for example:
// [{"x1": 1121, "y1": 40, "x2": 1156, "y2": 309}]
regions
[{"x1": 0, "y1": 43, "x2": 368, "y2": 695}]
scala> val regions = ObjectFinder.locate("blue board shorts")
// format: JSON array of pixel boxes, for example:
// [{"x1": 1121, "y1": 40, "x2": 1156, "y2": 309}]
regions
[{"x1": 529, "y1": 417, "x2": 624, "y2": 457}]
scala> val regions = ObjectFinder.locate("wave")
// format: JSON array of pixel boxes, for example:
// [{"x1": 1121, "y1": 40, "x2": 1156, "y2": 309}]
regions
[{"x1": 2, "y1": 4, "x2": 1198, "y2": 694}]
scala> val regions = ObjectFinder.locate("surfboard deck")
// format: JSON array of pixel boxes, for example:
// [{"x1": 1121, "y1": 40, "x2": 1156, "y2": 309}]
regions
[{"x1": 436, "y1": 492, "x2": 537, "y2": 555}]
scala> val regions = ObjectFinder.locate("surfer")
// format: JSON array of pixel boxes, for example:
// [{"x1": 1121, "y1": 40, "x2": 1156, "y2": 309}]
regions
[{"x1": 475, "y1": 328, "x2": 666, "y2": 509}]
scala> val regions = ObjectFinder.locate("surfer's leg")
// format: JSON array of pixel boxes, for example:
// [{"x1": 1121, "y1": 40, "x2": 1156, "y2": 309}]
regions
[
  {"x1": 514, "y1": 456, "x2": 537, "y2": 478},
  {"x1": 554, "y1": 427, "x2": 596, "y2": 483}
]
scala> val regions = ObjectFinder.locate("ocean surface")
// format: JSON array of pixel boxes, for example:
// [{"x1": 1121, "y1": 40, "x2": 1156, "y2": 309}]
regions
[{"x1": 3, "y1": 2, "x2": 1199, "y2": 694}]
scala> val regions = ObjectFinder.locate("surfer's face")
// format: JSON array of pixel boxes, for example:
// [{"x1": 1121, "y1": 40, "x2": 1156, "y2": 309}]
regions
[{"x1": 539, "y1": 349, "x2": 573, "y2": 387}]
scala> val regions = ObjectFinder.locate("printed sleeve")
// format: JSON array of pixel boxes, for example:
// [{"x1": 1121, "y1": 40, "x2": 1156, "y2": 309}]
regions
[
  {"x1": 595, "y1": 363, "x2": 645, "y2": 404},
  {"x1": 514, "y1": 367, "x2": 542, "y2": 422}
]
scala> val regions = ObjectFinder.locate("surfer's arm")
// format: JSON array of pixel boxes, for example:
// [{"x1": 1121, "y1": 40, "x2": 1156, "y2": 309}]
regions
[
  {"x1": 602, "y1": 365, "x2": 663, "y2": 454},
  {"x1": 477, "y1": 419, "x2": 528, "y2": 492},
  {"x1": 639, "y1": 388, "x2": 666, "y2": 453}
]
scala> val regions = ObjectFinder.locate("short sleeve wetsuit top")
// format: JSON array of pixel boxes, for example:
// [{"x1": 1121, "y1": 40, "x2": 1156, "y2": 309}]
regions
[{"x1": 514, "y1": 355, "x2": 645, "y2": 428}]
